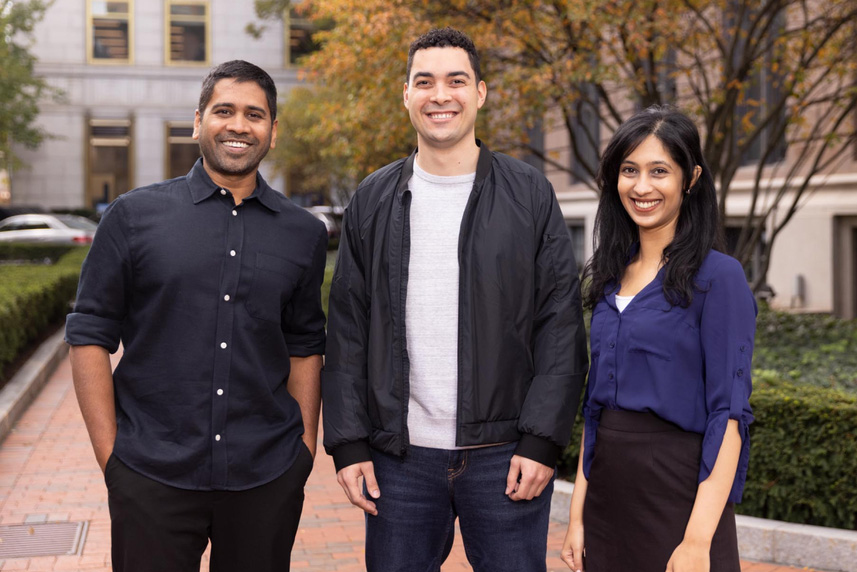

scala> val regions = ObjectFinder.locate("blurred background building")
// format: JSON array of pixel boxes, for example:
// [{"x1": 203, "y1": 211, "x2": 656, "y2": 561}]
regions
[{"x1": 10, "y1": 0, "x2": 314, "y2": 213}]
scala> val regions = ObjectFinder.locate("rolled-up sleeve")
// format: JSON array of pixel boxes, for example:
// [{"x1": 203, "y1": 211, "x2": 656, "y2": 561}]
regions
[
  {"x1": 699, "y1": 257, "x2": 757, "y2": 502},
  {"x1": 321, "y1": 199, "x2": 373, "y2": 470},
  {"x1": 282, "y1": 225, "x2": 327, "y2": 357},
  {"x1": 65, "y1": 197, "x2": 132, "y2": 353},
  {"x1": 516, "y1": 178, "x2": 589, "y2": 467}
]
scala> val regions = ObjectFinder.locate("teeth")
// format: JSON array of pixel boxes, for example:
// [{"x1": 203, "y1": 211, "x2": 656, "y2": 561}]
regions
[
  {"x1": 634, "y1": 199, "x2": 660, "y2": 209},
  {"x1": 430, "y1": 113, "x2": 455, "y2": 119},
  {"x1": 224, "y1": 141, "x2": 249, "y2": 148}
]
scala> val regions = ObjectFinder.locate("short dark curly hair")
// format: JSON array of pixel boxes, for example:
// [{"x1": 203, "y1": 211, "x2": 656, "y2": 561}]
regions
[{"x1": 406, "y1": 27, "x2": 481, "y2": 84}]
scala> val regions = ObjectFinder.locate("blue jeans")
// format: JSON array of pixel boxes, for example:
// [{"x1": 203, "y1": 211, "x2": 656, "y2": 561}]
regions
[{"x1": 366, "y1": 442, "x2": 554, "y2": 572}]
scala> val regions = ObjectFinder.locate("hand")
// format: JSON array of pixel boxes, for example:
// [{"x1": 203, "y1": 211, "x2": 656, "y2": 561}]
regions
[
  {"x1": 665, "y1": 539, "x2": 710, "y2": 572},
  {"x1": 505, "y1": 454, "x2": 553, "y2": 501},
  {"x1": 560, "y1": 519, "x2": 585, "y2": 571},
  {"x1": 336, "y1": 461, "x2": 380, "y2": 515}
]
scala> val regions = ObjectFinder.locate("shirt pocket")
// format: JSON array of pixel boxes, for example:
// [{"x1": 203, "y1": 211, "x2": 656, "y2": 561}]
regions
[{"x1": 245, "y1": 252, "x2": 303, "y2": 323}]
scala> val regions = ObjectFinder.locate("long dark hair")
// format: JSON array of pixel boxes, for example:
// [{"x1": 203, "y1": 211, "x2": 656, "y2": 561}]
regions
[{"x1": 583, "y1": 105, "x2": 724, "y2": 309}]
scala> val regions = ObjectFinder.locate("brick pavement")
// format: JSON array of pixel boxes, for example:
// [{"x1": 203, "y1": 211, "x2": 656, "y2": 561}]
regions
[{"x1": 0, "y1": 353, "x2": 820, "y2": 571}]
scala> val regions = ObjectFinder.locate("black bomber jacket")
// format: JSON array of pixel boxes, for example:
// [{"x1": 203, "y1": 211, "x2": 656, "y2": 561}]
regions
[{"x1": 321, "y1": 142, "x2": 589, "y2": 471}]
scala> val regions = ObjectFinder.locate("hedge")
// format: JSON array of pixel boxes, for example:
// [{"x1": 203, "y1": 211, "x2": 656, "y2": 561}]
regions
[
  {"x1": 557, "y1": 371, "x2": 857, "y2": 530},
  {"x1": 737, "y1": 371, "x2": 857, "y2": 529},
  {"x1": 0, "y1": 243, "x2": 76, "y2": 263},
  {"x1": 0, "y1": 248, "x2": 88, "y2": 381}
]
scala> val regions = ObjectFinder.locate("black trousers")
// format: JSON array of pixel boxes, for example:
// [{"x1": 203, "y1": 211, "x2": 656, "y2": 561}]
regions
[
  {"x1": 583, "y1": 410, "x2": 741, "y2": 572},
  {"x1": 105, "y1": 445, "x2": 314, "y2": 572}
]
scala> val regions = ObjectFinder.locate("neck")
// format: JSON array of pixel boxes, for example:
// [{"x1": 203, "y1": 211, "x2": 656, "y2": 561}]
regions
[
  {"x1": 202, "y1": 163, "x2": 258, "y2": 204},
  {"x1": 637, "y1": 226, "x2": 675, "y2": 267},
  {"x1": 415, "y1": 138, "x2": 480, "y2": 176}
]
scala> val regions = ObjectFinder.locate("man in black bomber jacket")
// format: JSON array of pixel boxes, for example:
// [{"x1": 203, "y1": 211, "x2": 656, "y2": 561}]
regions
[{"x1": 322, "y1": 27, "x2": 588, "y2": 572}]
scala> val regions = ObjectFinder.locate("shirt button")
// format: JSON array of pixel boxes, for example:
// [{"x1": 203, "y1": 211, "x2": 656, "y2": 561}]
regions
[
  {"x1": 220, "y1": 189, "x2": 227, "y2": 196},
  {"x1": 217, "y1": 389, "x2": 224, "y2": 396},
  {"x1": 220, "y1": 342, "x2": 227, "y2": 349},
  {"x1": 215, "y1": 434, "x2": 221, "y2": 441},
  {"x1": 224, "y1": 294, "x2": 230, "y2": 301},
  {"x1": 232, "y1": 210, "x2": 238, "y2": 216},
  {"x1": 609, "y1": 341, "x2": 615, "y2": 349},
  {"x1": 737, "y1": 369, "x2": 744, "y2": 377},
  {"x1": 609, "y1": 373, "x2": 614, "y2": 380},
  {"x1": 229, "y1": 250, "x2": 236, "y2": 257}
]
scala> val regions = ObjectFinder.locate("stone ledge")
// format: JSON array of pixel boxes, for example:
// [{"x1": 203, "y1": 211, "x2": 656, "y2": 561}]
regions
[
  {"x1": 551, "y1": 478, "x2": 856, "y2": 572},
  {"x1": 0, "y1": 330, "x2": 69, "y2": 444}
]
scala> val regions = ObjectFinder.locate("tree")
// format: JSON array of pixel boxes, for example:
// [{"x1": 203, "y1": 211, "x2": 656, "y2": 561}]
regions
[
  {"x1": 256, "y1": 0, "x2": 857, "y2": 291},
  {"x1": 0, "y1": 0, "x2": 54, "y2": 178}
]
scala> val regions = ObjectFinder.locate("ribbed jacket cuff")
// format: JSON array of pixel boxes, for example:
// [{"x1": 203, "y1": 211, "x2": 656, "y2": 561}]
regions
[
  {"x1": 514, "y1": 434, "x2": 561, "y2": 468},
  {"x1": 331, "y1": 441, "x2": 373, "y2": 472}
]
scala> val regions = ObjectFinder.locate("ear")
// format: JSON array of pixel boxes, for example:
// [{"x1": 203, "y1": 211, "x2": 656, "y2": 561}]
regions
[
  {"x1": 688, "y1": 165, "x2": 702, "y2": 191},
  {"x1": 403, "y1": 82, "x2": 410, "y2": 109},
  {"x1": 270, "y1": 118, "x2": 278, "y2": 150},
  {"x1": 192, "y1": 110, "x2": 201, "y2": 140},
  {"x1": 476, "y1": 80, "x2": 487, "y2": 109}
]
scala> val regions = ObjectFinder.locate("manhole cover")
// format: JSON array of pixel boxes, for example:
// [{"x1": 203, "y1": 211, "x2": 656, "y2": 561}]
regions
[{"x1": 0, "y1": 521, "x2": 89, "y2": 558}]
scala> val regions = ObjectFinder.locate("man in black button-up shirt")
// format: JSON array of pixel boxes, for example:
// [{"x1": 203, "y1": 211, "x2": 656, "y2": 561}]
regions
[{"x1": 66, "y1": 60, "x2": 327, "y2": 572}]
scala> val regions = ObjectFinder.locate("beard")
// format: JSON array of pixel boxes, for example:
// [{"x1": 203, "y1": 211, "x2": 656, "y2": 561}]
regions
[{"x1": 197, "y1": 129, "x2": 272, "y2": 178}]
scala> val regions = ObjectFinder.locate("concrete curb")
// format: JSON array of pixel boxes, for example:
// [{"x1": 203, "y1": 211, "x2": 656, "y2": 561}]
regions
[
  {"x1": 551, "y1": 480, "x2": 856, "y2": 572},
  {"x1": 0, "y1": 329, "x2": 69, "y2": 444}
]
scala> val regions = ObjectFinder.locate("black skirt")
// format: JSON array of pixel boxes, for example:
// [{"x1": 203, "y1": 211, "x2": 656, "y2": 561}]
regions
[{"x1": 583, "y1": 410, "x2": 740, "y2": 572}]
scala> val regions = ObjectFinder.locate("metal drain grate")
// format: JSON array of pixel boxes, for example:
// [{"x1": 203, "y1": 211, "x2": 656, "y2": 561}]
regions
[{"x1": 0, "y1": 521, "x2": 89, "y2": 558}]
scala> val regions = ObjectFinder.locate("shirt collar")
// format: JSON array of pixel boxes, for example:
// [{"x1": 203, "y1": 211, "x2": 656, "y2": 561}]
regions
[
  {"x1": 396, "y1": 139, "x2": 492, "y2": 203},
  {"x1": 186, "y1": 158, "x2": 281, "y2": 213}
]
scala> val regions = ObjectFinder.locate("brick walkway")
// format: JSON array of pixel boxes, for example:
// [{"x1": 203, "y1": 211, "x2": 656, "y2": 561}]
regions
[{"x1": 0, "y1": 352, "x2": 819, "y2": 571}]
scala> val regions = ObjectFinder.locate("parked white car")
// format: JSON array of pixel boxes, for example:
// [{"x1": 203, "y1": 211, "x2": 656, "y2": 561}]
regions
[{"x1": 0, "y1": 214, "x2": 97, "y2": 245}]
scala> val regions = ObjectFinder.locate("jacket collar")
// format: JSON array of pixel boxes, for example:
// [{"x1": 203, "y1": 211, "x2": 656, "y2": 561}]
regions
[
  {"x1": 186, "y1": 158, "x2": 281, "y2": 212},
  {"x1": 395, "y1": 140, "x2": 492, "y2": 203}
]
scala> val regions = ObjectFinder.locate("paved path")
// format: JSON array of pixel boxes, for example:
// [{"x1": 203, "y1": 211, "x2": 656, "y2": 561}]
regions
[{"x1": 0, "y1": 353, "x2": 820, "y2": 571}]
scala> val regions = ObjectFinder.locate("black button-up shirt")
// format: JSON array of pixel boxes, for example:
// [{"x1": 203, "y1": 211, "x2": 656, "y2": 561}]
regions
[{"x1": 66, "y1": 159, "x2": 327, "y2": 490}]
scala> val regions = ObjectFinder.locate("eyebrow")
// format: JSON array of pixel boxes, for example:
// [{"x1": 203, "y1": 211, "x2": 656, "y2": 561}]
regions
[
  {"x1": 622, "y1": 159, "x2": 672, "y2": 167},
  {"x1": 210, "y1": 102, "x2": 268, "y2": 116},
  {"x1": 412, "y1": 70, "x2": 472, "y2": 81}
]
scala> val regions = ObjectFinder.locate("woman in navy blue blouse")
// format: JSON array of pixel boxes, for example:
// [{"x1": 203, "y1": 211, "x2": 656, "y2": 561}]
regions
[{"x1": 560, "y1": 106, "x2": 757, "y2": 572}]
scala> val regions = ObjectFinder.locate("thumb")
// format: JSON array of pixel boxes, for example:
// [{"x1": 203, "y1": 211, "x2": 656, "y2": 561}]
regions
[{"x1": 363, "y1": 464, "x2": 381, "y2": 499}]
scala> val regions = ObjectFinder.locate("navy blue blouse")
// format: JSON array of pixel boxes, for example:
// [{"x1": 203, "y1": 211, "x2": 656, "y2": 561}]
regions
[{"x1": 583, "y1": 250, "x2": 757, "y2": 502}]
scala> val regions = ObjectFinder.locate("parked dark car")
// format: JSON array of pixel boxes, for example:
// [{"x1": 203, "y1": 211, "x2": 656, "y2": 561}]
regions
[{"x1": 0, "y1": 214, "x2": 98, "y2": 245}]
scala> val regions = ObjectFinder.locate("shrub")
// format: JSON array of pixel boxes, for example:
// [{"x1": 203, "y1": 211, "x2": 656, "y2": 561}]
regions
[
  {"x1": 0, "y1": 243, "x2": 75, "y2": 263},
  {"x1": 754, "y1": 305, "x2": 857, "y2": 393},
  {"x1": 0, "y1": 248, "x2": 88, "y2": 381},
  {"x1": 738, "y1": 371, "x2": 857, "y2": 529}
]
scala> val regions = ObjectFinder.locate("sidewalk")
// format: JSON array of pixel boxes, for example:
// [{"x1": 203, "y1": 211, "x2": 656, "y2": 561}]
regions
[{"x1": 0, "y1": 350, "x2": 821, "y2": 571}]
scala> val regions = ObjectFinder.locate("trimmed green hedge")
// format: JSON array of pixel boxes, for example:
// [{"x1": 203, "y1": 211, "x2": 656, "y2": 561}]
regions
[
  {"x1": 738, "y1": 371, "x2": 857, "y2": 529},
  {"x1": 0, "y1": 243, "x2": 75, "y2": 263},
  {"x1": 558, "y1": 372, "x2": 857, "y2": 530},
  {"x1": 0, "y1": 248, "x2": 88, "y2": 381}
]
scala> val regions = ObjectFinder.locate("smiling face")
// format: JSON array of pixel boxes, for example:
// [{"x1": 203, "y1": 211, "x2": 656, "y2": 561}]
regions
[
  {"x1": 193, "y1": 78, "x2": 277, "y2": 181},
  {"x1": 403, "y1": 46, "x2": 486, "y2": 153},
  {"x1": 617, "y1": 135, "x2": 700, "y2": 239}
]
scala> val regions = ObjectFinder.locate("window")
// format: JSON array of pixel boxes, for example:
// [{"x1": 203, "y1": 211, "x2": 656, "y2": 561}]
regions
[
  {"x1": 88, "y1": 1, "x2": 133, "y2": 63},
  {"x1": 166, "y1": 122, "x2": 200, "y2": 179},
  {"x1": 285, "y1": 7, "x2": 321, "y2": 66},
  {"x1": 87, "y1": 119, "x2": 132, "y2": 209},
  {"x1": 166, "y1": 1, "x2": 209, "y2": 64},
  {"x1": 565, "y1": 220, "x2": 586, "y2": 274},
  {"x1": 523, "y1": 121, "x2": 545, "y2": 172}
]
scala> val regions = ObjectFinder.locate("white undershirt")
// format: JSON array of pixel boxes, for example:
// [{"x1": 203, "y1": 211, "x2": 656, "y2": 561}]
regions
[
  {"x1": 405, "y1": 158, "x2": 475, "y2": 449},
  {"x1": 615, "y1": 294, "x2": 635, "y2": 313}
]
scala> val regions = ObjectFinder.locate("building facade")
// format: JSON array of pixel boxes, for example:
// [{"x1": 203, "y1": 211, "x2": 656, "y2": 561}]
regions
[{"x1": 11, "y1": 0, "x2": 310, "y2": 211}]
